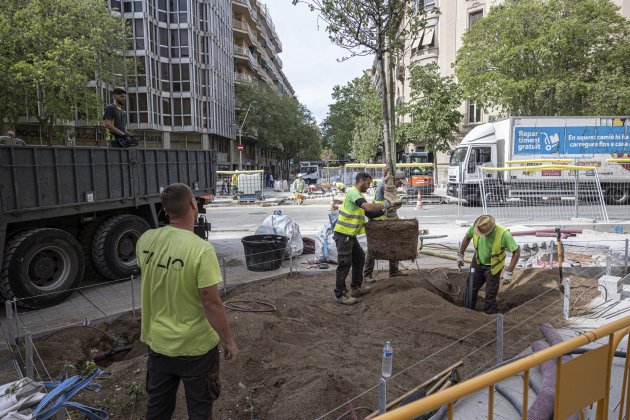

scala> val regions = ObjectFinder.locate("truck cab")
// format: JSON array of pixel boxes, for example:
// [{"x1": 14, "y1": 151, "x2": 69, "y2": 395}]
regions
[
  {"x1": 447, "y1": 123, "x2": 502, "y2": 204},
  {"x1": 299, "y1": 161, "x2": 321, "y2": 185}
]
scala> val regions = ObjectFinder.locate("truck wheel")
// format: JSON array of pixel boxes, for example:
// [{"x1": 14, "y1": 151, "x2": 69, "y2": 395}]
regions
[
  {"x1": 606, "y1": 187, "x2": 628, "y2": 205},
  {"x1": 92, "y1": 215, "x2": 150, "y2": 279},
  {"x1": 0, "y1": 229, "x2": 84, "y2": 308},
  {"x1": 78, "y1": 222, "x2": 106, "y2": 281}
]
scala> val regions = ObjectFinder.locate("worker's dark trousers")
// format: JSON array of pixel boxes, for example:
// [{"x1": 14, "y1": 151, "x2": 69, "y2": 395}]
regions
[
  {"x1": 363, "y1": 251, "x2": 399, "y2": 277},
  {"x1": 146, "y1": 346, "x2": 220, "y2": 420},
  {"x1": 470, "y1": 260, "x2": 501, "y2": 314},
  {"x1": 333, "y1": 232, "x2": 365, "y2": 298}
]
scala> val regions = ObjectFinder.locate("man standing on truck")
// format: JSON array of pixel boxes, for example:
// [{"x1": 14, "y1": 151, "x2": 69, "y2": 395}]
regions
[
  {"x1": 364, "y1": 169, "x2": 407, "y2": 282},
  {"x1": 137, "y1": 183, "x2": 238, "y2": 419},
  {"x1": 333, "y1": 172, "x2": 397, "y2": 305},
  {"x1": 103, "y1": 88, "x2": 134, "y2": 148},
  {"x1": 457, "y1": 215, "x2": 521, "y2": 314}
]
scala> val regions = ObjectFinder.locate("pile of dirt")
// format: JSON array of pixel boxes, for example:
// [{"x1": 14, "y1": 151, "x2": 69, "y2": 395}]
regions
[{"x1": 27, "y1": 268, "x2": 597, "y2": 419}]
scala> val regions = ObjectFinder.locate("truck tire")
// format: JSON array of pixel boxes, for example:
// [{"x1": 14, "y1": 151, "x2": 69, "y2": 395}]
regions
[
  {"x1": 92, "y1": 215, "x2": 150, "y2": 280},
  {"x1": 0, "y1": 229, "x2": 84, "y2": 308},
  {"x1": 77, "y1": 221, "x2": 106, "y2": 281},
  {"x1": 605, "y1": 187, "x2": 629, "y2": 205}
]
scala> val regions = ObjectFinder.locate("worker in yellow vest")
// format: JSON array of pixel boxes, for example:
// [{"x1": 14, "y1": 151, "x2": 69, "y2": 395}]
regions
[
  {"x1": 333, "y1": 172, "x2": 399, "y2": 305},
  {"x1": 457, "y1": 215, "x2": 521, "y2": 314},
  {"x1": 231, "y1": 170, "x2": 239, "y2": 196},
  {"x1": 293, "y1": 173, "x2": 306, "y2": 205},
  {"x1": 363, "y1": 170, "x2": 407, "y2": 282}
]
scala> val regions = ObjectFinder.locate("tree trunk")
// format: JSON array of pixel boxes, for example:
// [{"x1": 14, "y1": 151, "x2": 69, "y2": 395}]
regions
[
  {"x1": 46, "y1": 117, "x2": 54, "y2": 146},
  {"x1": 387, "y1": 48, "x2": 396, "y2": 173},
  {"x1": 378, "y1": 54, "x2": 391, "y2": 165}
]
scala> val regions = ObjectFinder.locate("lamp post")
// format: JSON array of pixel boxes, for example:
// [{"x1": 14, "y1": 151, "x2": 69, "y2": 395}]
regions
[{"x1": 234, "y1": 101, "x2": 257, "y2": 170}]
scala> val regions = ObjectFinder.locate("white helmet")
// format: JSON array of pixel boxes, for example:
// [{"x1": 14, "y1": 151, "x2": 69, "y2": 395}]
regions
[{"x1": 298, "y1": 173, "x2": 303, "y2": 178}]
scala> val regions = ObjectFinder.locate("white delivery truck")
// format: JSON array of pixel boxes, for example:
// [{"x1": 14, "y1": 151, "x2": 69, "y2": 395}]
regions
[{"x1": 447, "y1": 116, "x2": 630, "y2": 205}]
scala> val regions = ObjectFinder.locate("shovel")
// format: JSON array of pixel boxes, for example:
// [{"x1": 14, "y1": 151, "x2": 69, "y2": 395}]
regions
[{"x1": 555, "y1": 227, "x2": 566, "y2": 293}]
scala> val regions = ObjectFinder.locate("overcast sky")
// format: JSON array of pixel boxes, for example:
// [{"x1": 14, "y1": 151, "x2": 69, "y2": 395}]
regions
[{"x1": 267, "y1": 2, "x2": 374, "y2": 124}]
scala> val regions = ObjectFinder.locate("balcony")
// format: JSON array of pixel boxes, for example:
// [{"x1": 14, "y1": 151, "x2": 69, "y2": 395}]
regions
[
  {"x1": 233, "y1": 44, "x2": 248, "y2": 58},
  {"x1": 234, "y1": 72, "x2": 255, "y2": 85}
]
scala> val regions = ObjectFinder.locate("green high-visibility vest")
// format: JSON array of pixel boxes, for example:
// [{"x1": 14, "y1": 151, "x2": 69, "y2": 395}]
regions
[
  {"x1": 334, "y1": 186, "x2": 366, "y2": 236},
  {"x1": 473, "y1": 224, "x2": 508, "y2": 275}
]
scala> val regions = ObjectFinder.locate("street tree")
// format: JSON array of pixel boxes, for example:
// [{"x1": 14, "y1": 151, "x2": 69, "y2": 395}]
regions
[
  {"x1": 321, "y1": 74, "x2": 376, "y2": 160},
  {"x1": 455, "y1": 0, "x2": 630, "y2": 116},
  {"x1": 320, "y1": 146, "x2": 337, "y2": 163},
  {"x1": 292, "y1": 0, "x2": 429, "y2": 165},
  {"x1": 235, "y1": 83, "x2": 321, "y2": 166},
  {"x1": 4, "y1": 0, "x2": 128, "y2": 144},
  {"x1": 398, "y1": 62, "x2": 463, "y2": 155},
  {"x1": 351, "y1": 83, "x2": 383, "y2": 162}
]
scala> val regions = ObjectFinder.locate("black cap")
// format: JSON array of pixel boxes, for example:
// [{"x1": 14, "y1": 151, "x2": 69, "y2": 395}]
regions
[{"x1": 113, "y1": 87, "x2": 126, "y2": 95}]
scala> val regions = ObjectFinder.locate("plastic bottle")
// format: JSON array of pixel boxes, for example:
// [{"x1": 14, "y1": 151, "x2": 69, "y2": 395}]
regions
[{"x1": 381, "y1": 340, "x2": 393, "y2": 378}]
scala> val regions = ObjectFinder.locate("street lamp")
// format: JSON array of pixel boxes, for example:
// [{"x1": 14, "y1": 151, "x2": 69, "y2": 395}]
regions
[{"x1": 233, "y1": 101, "x2": 257, "y2": 170}]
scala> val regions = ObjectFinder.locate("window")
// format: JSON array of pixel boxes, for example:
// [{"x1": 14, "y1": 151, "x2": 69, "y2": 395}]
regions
[
  {"x1": 468, "y1": 147, "x2": 492, "y2": 173},
  {"x1": 468, "y1": 101, "x2": 481, "y2": 124},
  {"x1": 469, "y1": 10, "x2": 483, "y2": 28}
]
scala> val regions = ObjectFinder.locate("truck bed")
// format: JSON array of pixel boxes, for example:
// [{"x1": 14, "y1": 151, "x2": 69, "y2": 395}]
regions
[{"x1": 0, "y1": 146, "x2": 216, "y2": 223}]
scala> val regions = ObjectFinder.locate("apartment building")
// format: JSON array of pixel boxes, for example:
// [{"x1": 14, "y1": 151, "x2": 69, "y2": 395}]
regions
[
  {"x1": 395, "y1": 0, "x2": 630, "y2": 180},
  {"x1": 232, "y1": 0, "x2": 295, "y2": 174},
  {"x1": 108, "y1": 0, "x2": 236, "y2": 154}
]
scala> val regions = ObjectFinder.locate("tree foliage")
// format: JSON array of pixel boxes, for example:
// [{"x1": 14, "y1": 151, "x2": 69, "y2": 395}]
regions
[
  {"x1": 351, "y1": 82, "x2": 383, "y2": 162},
  {"x1": 320, "y1": 74, "x2": 377, "y2": 159},
  {"x1": 235, "y1": 83, "x2": 321, "y2": 162},
  {"x1": 1, "y1": 0, "x2": 129, "y2": 144},
  {"x1": 455, "y1": 0, "x2": 630, "y2": 116},
  {"x1": 293, "y1": 0, "x2": 430, "y2": 163},
  {"x1": 398, "y1": 62, "x2": 463, "y2": 154},
  {"x1": 320, "y1": 146, "x2": 337, "y2": 162}
]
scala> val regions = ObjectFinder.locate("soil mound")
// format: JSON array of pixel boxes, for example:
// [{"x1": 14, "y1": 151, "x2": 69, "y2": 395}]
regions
[{"x1": 27, "y1": 268, "x2": 596, "y2": 419}]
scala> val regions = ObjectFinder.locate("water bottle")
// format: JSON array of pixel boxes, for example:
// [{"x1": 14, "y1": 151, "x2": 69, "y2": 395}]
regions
[{"x1": 381, "y1": 340, "x2": 393, "y2": 378}]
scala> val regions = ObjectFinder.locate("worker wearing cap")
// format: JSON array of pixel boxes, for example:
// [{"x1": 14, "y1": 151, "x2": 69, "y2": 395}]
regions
[
  {"x1": 457, "y1": 215, "x2": 520, "y2": 314},
  {"x1": 293, "y1": 174, "x2": 306, "y2": 205},
  {"x1": 364, "y1": 169, "x2": 407, "y2": 282}
]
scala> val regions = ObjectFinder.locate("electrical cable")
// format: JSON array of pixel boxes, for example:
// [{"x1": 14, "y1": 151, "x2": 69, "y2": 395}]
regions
[{"x1": 224, "y1": 300, "x2": 277, "y2": 312}]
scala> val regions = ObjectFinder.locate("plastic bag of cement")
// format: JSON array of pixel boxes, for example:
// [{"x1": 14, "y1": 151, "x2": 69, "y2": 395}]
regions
[
  {"x1": 315, "y1": 223, "x2": 368, "y2": 263},
  {"x1": 255, "y1": 214, "x2": 303, "y2": 257}
]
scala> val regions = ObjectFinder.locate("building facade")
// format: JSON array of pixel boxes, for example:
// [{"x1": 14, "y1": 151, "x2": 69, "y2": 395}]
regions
[
  {"x1": 232, "y1": 0, "x2": 294, "y2": 175},
  {"x1": 395, "y1": 0, "x2": 630, "y2": 183}
]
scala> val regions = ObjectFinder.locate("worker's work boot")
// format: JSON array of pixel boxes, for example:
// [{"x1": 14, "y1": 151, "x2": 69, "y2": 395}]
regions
[
  {"x1": 363, "y1": 275, "x2": 376, "y2": 284},
  {"x1": 350, "y1": 285, "x2": 372, "y2": 298},
  {"x1": 336, "y1": 295, "x2": 359, "y2": 305}
]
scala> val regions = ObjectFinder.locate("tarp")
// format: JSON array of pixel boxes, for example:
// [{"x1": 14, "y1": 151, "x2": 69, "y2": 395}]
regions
[
  {"x1": 255, "y1": 213, "x2": 303, "y2": 257},
  {"x1": 315, "y1": 223, "x2": 368, "y2": 263}
]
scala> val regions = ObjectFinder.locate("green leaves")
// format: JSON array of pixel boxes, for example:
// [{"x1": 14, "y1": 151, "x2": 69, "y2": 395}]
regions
[
  {"x1": 321, "y1": 74, "x2": 380, "y2": 160},
  {"x1": 398, "y1": 62, "x2": 463, "y2": 153},
  {"x1": 235, "y1": 83, "x2": 321, "y2": 161},
  {"x1": 1, "y1": 0, "x2": 129, "y2": 144},
  {"x1": 455, "y1": 0, "x2": 630, "y2": 116}
]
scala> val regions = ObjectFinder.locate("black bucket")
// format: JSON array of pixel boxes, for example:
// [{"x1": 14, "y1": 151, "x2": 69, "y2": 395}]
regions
[{"x1": 241, "y1": 234, "x2": 288, "y2": 272}]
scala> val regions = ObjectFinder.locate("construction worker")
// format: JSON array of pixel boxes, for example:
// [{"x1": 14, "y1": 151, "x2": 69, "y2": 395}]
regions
[
  {"x1": 293, "y1": 173, "x2": 306, "y2": 205},
  {"x1": 334, "y1": 181, "x2": 346, "y2": 193},
  {"x1": 231, "y1": 170, "x2": 239, "y2": 197},
  {"x1": 333, "y1": 172, "x2": 398, "y2": 305},
  {"x1": 364, "y1": 169, "x2": 407, "y2": 282},
  {"x1": 457, "y1": 215, "x2": 521, "y2": 314}
]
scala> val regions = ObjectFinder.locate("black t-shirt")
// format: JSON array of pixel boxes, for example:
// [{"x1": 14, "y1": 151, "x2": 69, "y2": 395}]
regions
[{"x1": 103, "y1": 103, "x2": 127, "y2": 135}]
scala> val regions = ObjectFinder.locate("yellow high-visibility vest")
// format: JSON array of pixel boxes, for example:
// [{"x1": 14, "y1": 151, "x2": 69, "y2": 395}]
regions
[
  {"x1": 333, "y1": 186, "x2": 366, "y2": 236},
  {"x1": 473, "y1": 224, "x2": 508, "y2": 275}
]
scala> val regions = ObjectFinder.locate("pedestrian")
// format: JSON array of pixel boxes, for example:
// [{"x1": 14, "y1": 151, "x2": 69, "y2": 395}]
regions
[
  {"x1": 333, "y1": 172, "x2": 397, "y2": 305},
  {"x1": 269, "y1": 172, "x2": 274, "y2": 188},
  {"x1": 136, "y1": 183, "x2": 238, "y2": 419},
  {"x1": 293, "y1": 173, "x2": 306, "y2": 205},
  {"x1": 103, "y1": 87, "x2": 135, "y2": 148},
  {"x1": 0, "y1": 129, "x2": 25, "y2": 145},
  {"x1": 221, "y1": 179, "x2": 228, "y2": 195},
  {"x1": 457, "y1": 215, "x2": 521, "y2": 314},
  {"x1": 364, "y1": 169, "x2": 407, "y2": 282}
]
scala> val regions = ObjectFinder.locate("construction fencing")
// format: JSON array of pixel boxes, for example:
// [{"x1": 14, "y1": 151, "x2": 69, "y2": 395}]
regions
[
  {"x1": 2, "y1": 238, "x2": 629, "y2": 418},
  {"x1": 216, "y1": 170, "x2": 264, "y2": 201}
]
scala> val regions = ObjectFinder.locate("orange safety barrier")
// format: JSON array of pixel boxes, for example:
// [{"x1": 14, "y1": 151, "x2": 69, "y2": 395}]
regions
[{"x1": 374, "y1": 315, "x2": 630, "y2": 420}]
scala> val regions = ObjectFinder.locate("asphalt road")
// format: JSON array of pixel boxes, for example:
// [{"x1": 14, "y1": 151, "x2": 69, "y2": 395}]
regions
[{"x1": 204, "y1": 197, "x2": 630, "y2": 240}]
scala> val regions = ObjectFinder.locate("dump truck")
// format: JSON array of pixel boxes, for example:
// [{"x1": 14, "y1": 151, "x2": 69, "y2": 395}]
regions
[
  {"x1": 447, "y1": 116, "x2": 630, "y2": 205},
  {"x1": 0, "y1": 145, "x2": 216, "y2": 308}
]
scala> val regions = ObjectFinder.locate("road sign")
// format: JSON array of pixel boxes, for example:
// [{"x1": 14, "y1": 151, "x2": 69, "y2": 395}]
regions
[{"x1": 237, "y1": 144, "x2": 244, "y2": 151}]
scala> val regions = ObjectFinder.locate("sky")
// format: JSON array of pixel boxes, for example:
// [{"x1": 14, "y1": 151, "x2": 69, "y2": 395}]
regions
[{"x1": 267, "y1": 1, "x2": 375, "y2": 125}]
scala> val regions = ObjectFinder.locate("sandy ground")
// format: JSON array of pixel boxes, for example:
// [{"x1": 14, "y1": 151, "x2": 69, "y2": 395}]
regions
[{"x1": 26, "y1": 268, "x2": 597, "y2": 419}]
